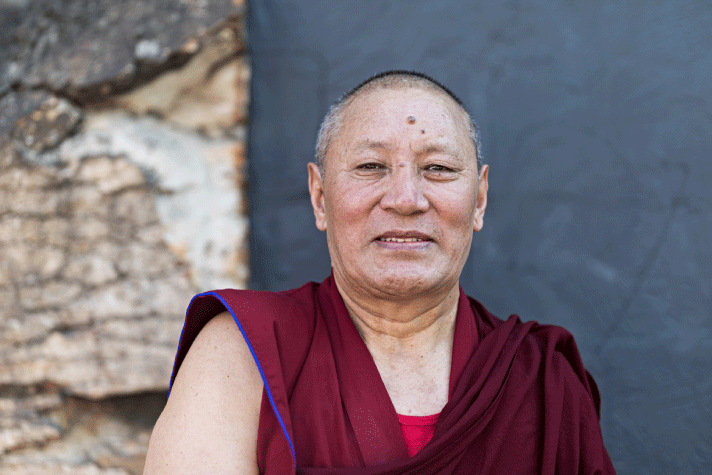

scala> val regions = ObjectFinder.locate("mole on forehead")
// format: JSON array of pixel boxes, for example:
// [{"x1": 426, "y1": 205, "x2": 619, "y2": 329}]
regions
[{"x1": 407, "y1": 116, "x2": 416, "y2": 124}]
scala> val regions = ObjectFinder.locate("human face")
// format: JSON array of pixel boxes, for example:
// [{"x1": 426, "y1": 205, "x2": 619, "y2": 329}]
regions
[{"x1": 308, "y1": 87, "x2": 488, "y2": 302}]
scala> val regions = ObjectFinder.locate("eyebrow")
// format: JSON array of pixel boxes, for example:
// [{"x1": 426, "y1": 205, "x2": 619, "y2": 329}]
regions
[
  {"x1": 415, "y1": 142, "x2": 459, "y2": 157},
  {"x1": 350, "y1": 139, "x2": 395, "y2": 153},
  {"x1": 350, "y1": 139, "x2": 460, "y2": 157}
]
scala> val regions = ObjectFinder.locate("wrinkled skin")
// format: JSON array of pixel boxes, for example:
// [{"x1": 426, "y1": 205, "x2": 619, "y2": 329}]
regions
[{"x1": 309, "y1": 87, "x2": 489, "y2": 314}]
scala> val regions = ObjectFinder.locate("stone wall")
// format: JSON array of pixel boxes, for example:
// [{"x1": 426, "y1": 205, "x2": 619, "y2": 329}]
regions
[{"x1": 0, "y1": 1, "x2": 248, "y2": 473}]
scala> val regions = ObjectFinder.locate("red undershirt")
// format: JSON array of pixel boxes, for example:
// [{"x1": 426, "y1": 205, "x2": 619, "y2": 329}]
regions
[{"x1": 397, "y1": 413, "x2": 440, "y2": 457}]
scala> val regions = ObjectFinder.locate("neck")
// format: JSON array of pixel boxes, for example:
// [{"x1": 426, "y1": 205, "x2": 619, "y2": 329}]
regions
[
  {"x1": 334, "y1": 277, "x2": 459, "y2": 415},
  {"x1": 334, "y1": 277, "x2": 460, "y2": 348}
]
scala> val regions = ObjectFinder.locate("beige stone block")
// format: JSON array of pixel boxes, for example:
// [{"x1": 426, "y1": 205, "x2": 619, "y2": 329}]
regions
[
  {"x1": 0, "y1": 285, "x2": 16, "y2": 308},
  {"x1": 0, "y1": 167, "x2": 53, "y2": 190},
  {"x1": 224, "y1": 235, "x2": 250, "y2": 286},
  {"x1": 0, "y1": 330, "x2": 99, "y2": 387},
  {"x1": 2, "y1": 332, "x2": 102, "y2": 389},
  {"x1": 19, "y1": 282, "x2": 82, "y2": 310},
  {"x1": 67, "y1": 279, "x2": 153, "y2": 321},
  {"x1": 106, "y1": 220, "x2": 133, "y2": 244},
  {"x1": 134, "y1": 224, "x2": 164, "y2": 245},
  {"x1": 72, "y1": 217, "x2": 111, "y2": 241},
  {"x1": 0, "y1": 419, "x2": 62, "y2": 454},
  {"x1": 0, "y1": 309, "x2": 92, "y2": 345},
  {"x1": 0, "y1": 217, "x2": 70, "y2": 245},
  {"x1": 9, "y1": 333, "x2": 175, "y2": 397},
  {"x1": 0, "y1": 393, "x2": 62, "y2": 414},
  {"x1": 76, "y1": 156, "x2": 114, "y2": 182},
  {"x1": 66, "y1": 240, "x2": 120, "y2": 264},
  {"x1": 9, "y1": 218, "x2": 40, "y2": 244},
  {"x1": 1, "y1": 397, "x2": 148, "y2": 473},
  {"x1": 0, "y1": 216, "x2": 22, "y2": 242},
  {"x1": 0, "y1": 464, "x2": 131, "y2": 475},
  {"x1": 95, "y1": 241, "x2": 123, "y2": 262},
  {"x1": 3, "y1": 245, "x2": 26, "y2": 277},
  {"x1": 0, "y1": 263, "x2": 9, "y2": 286},
  {"x1": 96, "y1": 341, "x2": 176, "y2": 394},
  {"x1": 0, "y1": 141, "x2": 14, "y2": 168},
  {"x1": 43, "y1": 331, "x2": 98, "y2": 361},
  {"x1": 115, "y1": 35, "x2": 242, "y2": 133},
  {"x1": 69, "y1": 275, "x2": 191, "y2": 321},
  {"x1": 2, "y1": 245, "x2": 65, "y2": 279},
  {"x1": 78, "y1": 157, "x2": 145, "y2": 194},
  {"x1": 97, "y1": 316, "x2": 183, "y2": 347},
  {"x1": 63, "y1": 255, "x2": 118, "y2": 286},
  {"x1": 0, "y1": 189, "x2": 10, "y2": 214},
  {"x1": 0, "y1": 168, "x2": 20, "y2": 188},
  {"x1": 0, "y1": 313, "x2": 47, "y2": 344},
  {"x1": 41, "y1": 218, "x2": 71, "y2": 246},
  {"x1": 202, "y1": 141, "x2": 240, "y2": 191},
  {"x1": 114, "y1": 242, "x2": 178, "y2": 277},
  {"x1": 233, "y1": 136, "x2": 247, "y2": 171},
  {"x1": 70, "y1": 186, "x2": 110, "y2": 216},
  {"x1": 8, "y1": 189, "x2": 64, "y2": 215},
  {"x1": 101, "y1": 162, "x2": 145, "y2": 195},
  {"x1": 235, "y1": 56, "x2": 250, "y2": 122},
  {"x1": 38, "y1": 247, "x2": 66, "y2": 278},
  {"x1": 0, "y1": 398, "x2": 16, "y2": 413},
  {"x1": 20, "y1": 169, "x2": 55, "y2": 189},
  {"x1": 150, "y1": 277, "x2": 193, "y2": 316},
  {"x1": 111, "y1": 189, "x2": 158, "y2": 226},
  {"x1": 167, "y1": 58, "x2": 249, "y2": 133}
]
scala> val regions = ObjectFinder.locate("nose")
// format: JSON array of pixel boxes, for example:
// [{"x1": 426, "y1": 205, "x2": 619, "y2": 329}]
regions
[{"x1": 380, "y1": 162, "x2": 429, "y2": 215}]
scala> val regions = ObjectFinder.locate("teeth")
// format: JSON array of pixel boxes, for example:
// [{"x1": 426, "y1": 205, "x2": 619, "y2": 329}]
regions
[{"x1": 381, "y1": 237, "x2": 424, "y2": 242}]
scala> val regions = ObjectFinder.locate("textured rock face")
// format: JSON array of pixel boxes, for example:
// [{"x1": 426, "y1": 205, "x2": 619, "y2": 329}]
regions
[
  {"x1": 0, "y1": 0, "x2": 242, "y2": 97},
  {"x1": 0, "y1": 1, "x2": 247, "y2": 473},
  {"x1": 0, "y1": 150, "x2": 191, "y2": 397}
]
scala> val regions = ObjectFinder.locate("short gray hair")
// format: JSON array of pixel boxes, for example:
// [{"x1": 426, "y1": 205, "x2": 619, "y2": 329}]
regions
[{"x1": 315, "y1": 70, "x2": 484, "y2": 176}]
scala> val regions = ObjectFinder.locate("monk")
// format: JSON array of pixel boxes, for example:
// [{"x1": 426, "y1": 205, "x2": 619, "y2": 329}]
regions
[{"x1": 143, "y1": 71, "x2": 616, "y2": 474}]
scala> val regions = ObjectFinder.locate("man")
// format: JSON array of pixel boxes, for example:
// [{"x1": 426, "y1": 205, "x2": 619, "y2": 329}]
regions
[{"x1": 143, "y1": 71, "x2": 616, "y2": 474}]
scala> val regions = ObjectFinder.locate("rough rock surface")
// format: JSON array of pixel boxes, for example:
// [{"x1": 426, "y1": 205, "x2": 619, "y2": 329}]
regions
[
  {"x1": 1, "y1": 389, "x2": 165, "y2": 474},
  {"x1": 0, "y1": 1, "x2": 248, "y2": 472},
  {"x1": 0, "y1": 149, "x2": 192, "y2": 396},
  {"x1": 0, "y1": 0, "x2": 243, "y2": 97}
]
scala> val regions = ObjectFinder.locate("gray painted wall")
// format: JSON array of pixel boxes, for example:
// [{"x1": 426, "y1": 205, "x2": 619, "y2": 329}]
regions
[{"x1": 247, "y1": 1, "x2": 711, "y2": 472}]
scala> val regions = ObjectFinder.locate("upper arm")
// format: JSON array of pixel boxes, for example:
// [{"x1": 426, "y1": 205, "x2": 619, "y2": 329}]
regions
[{"x1": 143, "y1": 311, "x2": 264, "y2": 475}]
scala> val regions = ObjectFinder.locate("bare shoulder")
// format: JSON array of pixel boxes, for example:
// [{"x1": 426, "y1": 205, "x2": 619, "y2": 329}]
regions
[{"x1": 143, "y1": 311, "x2": 264, "y2": 475}]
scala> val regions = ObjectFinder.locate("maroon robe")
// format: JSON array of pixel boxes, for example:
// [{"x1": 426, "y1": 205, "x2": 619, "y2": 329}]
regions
[{"x1": 169, "y1": 274, "x2": 616, "y2": 474}]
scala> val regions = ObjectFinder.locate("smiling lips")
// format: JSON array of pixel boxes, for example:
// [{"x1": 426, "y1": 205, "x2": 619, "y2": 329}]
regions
[
  {"x1": 375, "y1": 231, "x2": 433, "y2": 245},
  {"x1": 380, "y1": 237, "x2": 425, "y2": 243}
]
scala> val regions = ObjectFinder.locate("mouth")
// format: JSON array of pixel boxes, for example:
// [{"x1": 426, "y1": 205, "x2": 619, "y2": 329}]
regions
[
  {"x1": 375, "y1": 231, "x2": 433, "y2": 246},
  {"x1": 379, "y1": 237, "x2": 427, "y2": 243}
]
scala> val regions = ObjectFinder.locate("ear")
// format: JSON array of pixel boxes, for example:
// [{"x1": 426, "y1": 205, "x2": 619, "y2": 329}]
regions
[
  {"x1": 473, "y1": 164, "x2": 489, "y2": 232},
  {"x1": 308, "y1": 162, "x2": 328, "y2": 231}
]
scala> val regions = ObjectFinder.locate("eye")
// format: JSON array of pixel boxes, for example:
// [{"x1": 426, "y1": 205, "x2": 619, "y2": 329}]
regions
[
  {"x1": 356, "y1": 162, "x2": 385, "y2": 170},
  {"x1": 424, "y1": 164, "x2": 455, "y2": 173},
  {"x1": 423, "y1": 163, "x2": 459, "y2": 181}
]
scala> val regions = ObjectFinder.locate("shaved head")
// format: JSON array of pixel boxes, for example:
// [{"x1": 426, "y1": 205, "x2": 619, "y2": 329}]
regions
[{"x1": 315, "y1": 70, "x2": 484, "y2": 175}]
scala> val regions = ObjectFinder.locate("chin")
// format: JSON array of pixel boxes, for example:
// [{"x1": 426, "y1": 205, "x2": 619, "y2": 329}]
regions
[{"x1": 368, "y1": 271, "x2": 441, "y2": 300}]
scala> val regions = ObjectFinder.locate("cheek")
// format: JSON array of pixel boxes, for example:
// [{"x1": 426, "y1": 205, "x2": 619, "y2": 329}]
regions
[
  {"x1": 326, "y1": 195, "x2": 358, "y2": 224},
  {"x1": 433, "y1": 188, "x2": 478, "y2": 226},
  {"x1": 324, "y1": 192, "x2": 368, "y2": 242},
  {"x1": 326, "y1": 182, "x2": 377, "y2": 221}
]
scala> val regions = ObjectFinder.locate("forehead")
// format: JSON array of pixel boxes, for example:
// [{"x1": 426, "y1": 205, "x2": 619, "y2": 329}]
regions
[
  {"x1": 324, "y1": 85, "x2": 477, "y2": 169},
  {"x1": 344, "y1": 86, "x2": 466, "y2": 130}
]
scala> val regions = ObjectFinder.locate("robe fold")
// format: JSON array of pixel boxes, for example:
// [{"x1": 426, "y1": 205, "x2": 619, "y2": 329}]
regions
[{"x1": 169, "y1": 274, "x2": 616, "y2": 474}]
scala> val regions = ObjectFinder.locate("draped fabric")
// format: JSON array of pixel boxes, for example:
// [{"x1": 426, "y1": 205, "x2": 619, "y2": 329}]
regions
[
  {"x1": 169, "y1": 274, "x2": 615, "y2": 474},
  {"x1": 398, "y1": 413, "x2": 440, "y2": 457}
]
